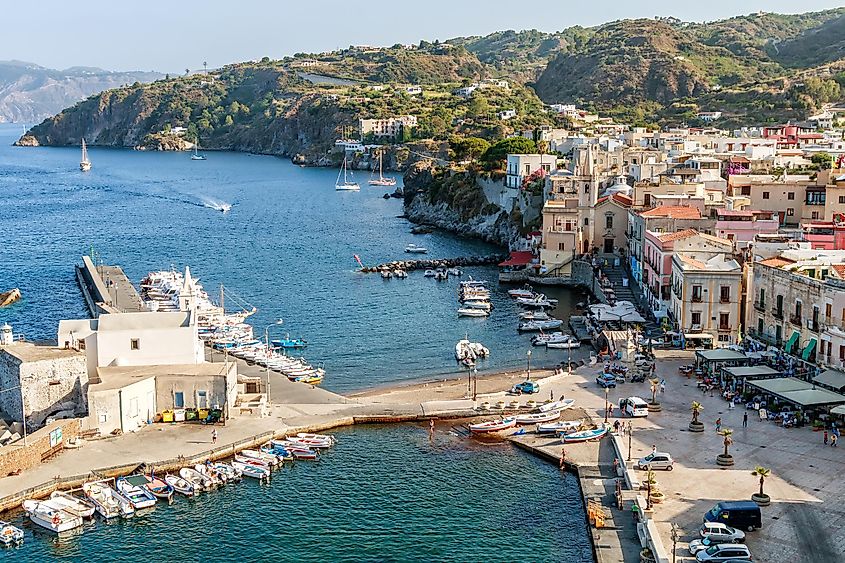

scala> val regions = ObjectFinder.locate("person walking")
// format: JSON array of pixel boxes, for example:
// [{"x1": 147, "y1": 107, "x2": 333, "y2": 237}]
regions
[
  {"x1": 715, "y1": 418, "x2": 722, "y2": 432},
  {"x1": 743, "y1": 412, "x2": 748, "y2": 428},
  {"x1": 211, "y1": 429, "x2": 218, "y2": 444},
  {"x1": 627, "y1": 421, "x2": 633, "y2": 437},
  {"x1": 550, "y1": 389, "x2": 554, "y2": 402},
  {"x1": 824, "y1": 430, "x2": 829, "y2": 445},
  {"x1": 832, "y1": 433, "x2": 838, "y2": 447},
  {"x1": 614, "y1": 420, "x2": 621, "y2": 434},
  {"x1": 651, "y1": 444, "x2": 657, "y2": 455},
  {"x1": 659, "y1": 379, "x2": 666, "y2": 394}
]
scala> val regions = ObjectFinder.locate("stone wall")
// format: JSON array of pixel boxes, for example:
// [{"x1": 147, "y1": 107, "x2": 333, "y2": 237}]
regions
[{"x1": 0, "y1": 418, "x2": 80, "y2": 476}]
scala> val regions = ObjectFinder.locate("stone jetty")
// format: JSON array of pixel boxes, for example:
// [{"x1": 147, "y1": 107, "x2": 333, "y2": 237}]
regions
[{"x1": 360, "y1": 254, "x2": 507, "y2": 273}]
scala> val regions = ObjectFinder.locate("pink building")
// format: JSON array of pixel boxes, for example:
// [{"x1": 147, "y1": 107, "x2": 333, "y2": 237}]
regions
[
  {"x1": 715, "y1": 210, "x2": 779, "y2": 248},
  {"x1": 801, "y1": 220, "x2": 845, "y2": 250}
]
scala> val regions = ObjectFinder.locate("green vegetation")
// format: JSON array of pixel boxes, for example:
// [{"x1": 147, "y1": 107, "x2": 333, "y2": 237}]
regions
[
  {"x1": 812, "y1": 152, "x2": 833, "y2": 169},
  {"x1": 481, "y1": 137, "x2": 538, "y2": 168}
]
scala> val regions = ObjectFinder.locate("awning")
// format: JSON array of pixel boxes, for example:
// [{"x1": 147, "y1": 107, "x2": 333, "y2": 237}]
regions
[
  {"x1": 832, "y1": 405, "x2": 845, "y2": 416},
  {"x1": 785, "y1": 330, "x2": 800, "y2": 352},
  {"x1": 685, "y1": 333, "x2": 714, "y2": 340},
  {"x1": 801, "y1": 338, "x2": 817, "y2": 361},
  {"x1": 747, "y1": 377, "x2": 845, "y2": 407},
  {"x1": 498, "y1": 251, "x2": 535, "y2": 267},
  {"x1": 813, "y1": 369, "x2": 845, "y2": 392}
]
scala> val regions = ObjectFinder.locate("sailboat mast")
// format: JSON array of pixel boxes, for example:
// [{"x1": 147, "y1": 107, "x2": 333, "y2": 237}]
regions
[{"x1": 379, "y1": 150, "x2": 384, "y2": 180}]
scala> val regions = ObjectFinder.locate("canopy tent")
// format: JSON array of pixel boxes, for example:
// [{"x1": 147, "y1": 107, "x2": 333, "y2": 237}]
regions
[
  {"x1": 813, "y1": 369, "x2": 845, "y2": 393},
  {"x1": 722, "y1": 365, "x2": 781, "y2": 379},
  {"x1": 590, "y1": 301, "x2": 646, "y2": 324},
  {"x1": 599, "y1": 329, "x2": 636, "y2": 362},
  {"x1": 695, "y1": 349, "x2": 749, "y2": 363},
  {"x1": 831, "y1": 405, "x2": 845, "y2": 416},
  {"x1": 801, "y1": 338, "x2": 817, "y2": 361},
  {"x1": 685, "y1": 333, "x2": 714, "y2": 340},
  {"x1": 747, "y1": 377, "x2": 845, "y2": 408}
]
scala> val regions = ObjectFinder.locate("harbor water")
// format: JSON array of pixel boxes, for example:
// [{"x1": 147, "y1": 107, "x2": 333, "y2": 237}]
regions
[
  {"x1": 3, "y1": 424, "x2": 593, "y2": 562},
  {"x1": 0, "y1": 124, "x2": 586, "y2": 392}
]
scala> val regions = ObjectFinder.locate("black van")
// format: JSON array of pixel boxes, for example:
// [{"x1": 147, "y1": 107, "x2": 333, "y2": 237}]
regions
[{"x1": 703, "y1": 501, "x2": 762, "y2": 531}]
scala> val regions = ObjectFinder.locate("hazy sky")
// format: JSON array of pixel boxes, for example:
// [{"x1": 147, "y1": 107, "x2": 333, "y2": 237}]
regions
[{"x1": 7, "y1": 1, "x2": 845, "y2": 72}]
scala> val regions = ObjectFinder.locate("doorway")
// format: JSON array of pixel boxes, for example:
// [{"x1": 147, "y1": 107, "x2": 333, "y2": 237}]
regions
[{"x1": 603, "y1": 238, "x2": 614, "y2": 254}]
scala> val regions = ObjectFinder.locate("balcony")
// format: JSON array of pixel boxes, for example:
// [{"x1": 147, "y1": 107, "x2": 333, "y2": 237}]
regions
[
  {"x1": 753, "y1": 300, "x2": 765, "y2": 312},
  {"x1": 719, "y1": 297, "x2": 731, "y2": 304},
  {"x1": 789, "y1": 314, "x2": 802, "y2": 327},
  {"x1": 691, "y1": 295, "x2": 703, "y2": 303},
  {"x1": 772, "y1": 308, "x2": 783, "y2": 320}
]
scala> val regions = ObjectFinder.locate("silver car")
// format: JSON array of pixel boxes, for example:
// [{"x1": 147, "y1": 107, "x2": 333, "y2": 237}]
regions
[
  {"x1": 699, "y1": 522, "x2": 746, "y2": 543},
  {"x1": 637, "y1": 452, "x2": 674, "y2": 471},
  {"x1": 695, "y1": 544, "x2": 751, "y2": 562}
]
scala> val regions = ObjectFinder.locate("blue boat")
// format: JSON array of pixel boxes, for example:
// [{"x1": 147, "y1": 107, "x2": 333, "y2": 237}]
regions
[
  {"x1": 561, "y1": 426, "x2": 609, "y2": 443},
  {"x1": 271, "y1": 336, "x2": 308, "y2": 349}
]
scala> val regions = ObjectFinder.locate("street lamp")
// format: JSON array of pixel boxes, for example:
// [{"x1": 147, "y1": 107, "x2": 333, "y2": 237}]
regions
[
  {"x1": 526, "y1": 349, "x2": 532, "y2": 381},
  {"x1": 264, "y1": 318, "x2": 284, "y2": 400},
  {"x1": 627, "y1": 421, "x2": 633, "y2": 462},
  {"x1": 646, "y1": 463, "x2": 653, "y2": 510},
  {"x1": 604, "y1": 386, "x2": 610, "y2": 423}
]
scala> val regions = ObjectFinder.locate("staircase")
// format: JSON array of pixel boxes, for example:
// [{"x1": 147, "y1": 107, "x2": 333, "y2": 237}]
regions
[{"x1": 601, "y1": 260, "x2": 662, "y2": 337}]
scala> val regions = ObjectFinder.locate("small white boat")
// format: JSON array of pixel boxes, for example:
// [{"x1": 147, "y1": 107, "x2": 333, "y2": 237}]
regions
[
  {"x1": 191, "y1": 138, "x2": 207, "y2": 160},
  {"x1": 296, "y1": 432, "x2": 336, "y2": 444},
  {"x1": 235, "y1": 454, "x2": 272, "y2": 470},
  {"x1": 463, "y1": 300, "x2": 491, "y2": 311},
  {"x1": 179, "y1": 467, "x2": 214, "y2": 491},
  {"x1": 424, "y1": 269, "x2": 436, "y2": 277},
  {"x1": 515, "y1": 410, "x2": 561, "y2": 425},
  {"x1": 539, "y1": 398, "x2": 576, "y2": 413},
  {"x1": 82, "y1": 480, "x2": 134, "y2": 519},
  {"x1": 49, "y1": 491, "x2": 96, "y2": 518},
  {"x1": 194, "y1": 464, "x2": 226, "y2": 485},
  {"x1": 283, "y1": 436, "x2": 333, "y2": 449},
  {"x1": 336, "y1": 155, "x2": 360, "y2": 191},
  {"x1": 537, "y1": 419, "x2": 582, "y2": 435},
  {"x1": 446, "y1": 268, "x2": 462, "y2": 276},
  {"x1": 562, "y1": 426, "x2": 609, "y2": 443},
  {"x1": 531, "y1": 332, "x2": 565, "y2": 345},
  {"x1": 0, "y1": 521, "x2": 23, "y2": 546},
  {"x1": 116, "y1": 477, "x2": 157, "y2": 509},
  {"x1": 213, "y1": 462, "x2": 242, "y2": 481},
  {"x1": 519, "y1": 310, "x2": 551, "y2": 321},
  {"x1": 380, "y1": 270, "x2": 392, "y2": 279},
  {"x1": 405, "y1": 244, "x2": 428, "y2": 254},
  {"x1": 508, "y1": 286, "x2": 535, "y2": 299},
  {"x1": 518, "y1": 319, "x2": 564, "y2": 332},
  {"x1": 458, "y1": 307, "x2": 490, "y2": 317},
  {"x1": 546, "y1": 338, "x2": 581, "y2": 349},
  {"x1": 164, "y1": 474, "x2": 194, "y2": 496},
  {"x1": 469, "y1": 417, "x2": 517, "y2": 434},
  {"x1": 241, "y1": 449, "x2": 281, "y2": 466},
  {"x1": 22, "y1": 500, "x2": 83, "y2": 533},
  {"x1": 231, "y1": 460, "x2": 270, "y2": 479},
  {"x1": 393, "y1": 269, "x2": 408, "y2": 279},
  {"x1": 434, "y1": 270, "x2": 448, "y2": 281},
  {"x1": 516, "y1": 294, "x2": 557, "y2": 308}
]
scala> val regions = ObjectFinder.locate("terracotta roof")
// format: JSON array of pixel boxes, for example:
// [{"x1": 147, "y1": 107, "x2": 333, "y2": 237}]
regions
[
  {"x1": 657, "y1": 228, "x2": 699, "y2": 242},
  {"x1": 596, "y1": 193, "x2": 633, "y2": 207},
  {"x1": 831, "y1": 264, "x2": 845, "y2": 279},
  {"x1": 640, "y1": 206, "x2": 701, "y2": 219},
  {"x1": 498, "y1": 251, "x2": 535, "y2": 267},
  {"x1": 758, "y1": 256, "x2": 796, "y2": 268}
]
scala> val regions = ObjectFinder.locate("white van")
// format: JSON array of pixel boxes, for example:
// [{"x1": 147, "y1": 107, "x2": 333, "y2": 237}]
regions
[{"x1": 619, "y1": 396, "x2": 649, "y2": 417}]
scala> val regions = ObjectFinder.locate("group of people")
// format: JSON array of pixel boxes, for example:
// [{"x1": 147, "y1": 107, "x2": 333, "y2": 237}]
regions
[{"x1": 823, "y1": 427, "x2": 840, "y2": 447}]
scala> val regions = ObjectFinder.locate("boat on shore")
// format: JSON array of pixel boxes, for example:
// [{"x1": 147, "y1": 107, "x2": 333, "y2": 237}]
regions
[
  {"x1": 469, "y1": 417, "x2": 516, "y2": 434},
  {"x1": 562, "y1": 426, "x2": 609, "y2": 443},
  {"x1": 116, "y1": 476, "x2": 157, "y2": 509},
  {"x1": 515, "y1": 410, "x2": 561, "y2": 425},
  {"x1": 82, "y1": 480, "x2": 134, "y2": 519},
  {"x1": 48, "y1": 491, "x2": 96, "y2": 518},
  {"x1": 539, "y1": 398, "x2": 576, "y2": 413},
  {"x1": 22, "y1": 499, "x2": 83, "y2": 533},
  {"x1": 537, "y1": 419, "x2": 583, "y2": 435},
  {"x1": 0, "y1": 521, "x2": 23, "y2": 546}
]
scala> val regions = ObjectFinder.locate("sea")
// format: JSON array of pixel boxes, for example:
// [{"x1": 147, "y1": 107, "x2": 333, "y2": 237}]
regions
[{"x1": 0, "y1": 123, "x2": 592, "y2": 561}]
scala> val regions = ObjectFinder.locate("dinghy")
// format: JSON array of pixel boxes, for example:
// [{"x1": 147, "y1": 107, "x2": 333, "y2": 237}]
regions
[
  {"x1": 195, "y1": 463, "x2": 226, "y2": 485},
  {"x1": 562, "y1": 426, "x2": 609, "y2": 443},
  {"x1": 296, "y1": 432, "x2": 335, "y2": 444},
  {"x1": 82, "y1": 480, "x2": 134, "y2": 518},
  {"x1": 234, "y1": 454, "x2": 273, "y2": 470},
  {"x1": 49, "y1": 491, "x2": 96, "y2": 518},
  {"x1": 537, "y1": 419, "x2": 583, "y2": 435},
  {"x1": 179, "y1": 467, "x2": 214, "y2": 491},
  {"x1": 515, "y1": 410, "x2": 562, "y2": 425},
  {"x1": 469, "y1": 417, "x2": 516, "y2": 434},
  {"x1": 116, "y1": 476, "x2": 157, "y2": 509},
  {"x1": 546, "y1": 338, "x2": 581, "y2": 349},
  {"x1": 164, "y1": 474, "x2": 194, "y2": 497},
  {"x1": 508, "y1": 286, "x2": 535, "y2": 299},
  {"x1": 270, "y1": 442, "x2": 318, "y2": 460},
  {"x1": 231, "y1": 460, "x2": 270, "y2": 480},
  {"x1": 458, "y1": 307, "x2": 490, "y2": 317},
  {"x1": 142, "y1": 474, "x2": 175, "y2": 502},
  {"x1": 213, "y1": 462, "x2": 242, "y2": 481},
  {"x1": 241, "y1": 449, "x2": 281, "y2": 466},
  {"x1": 539, "y1": 398, "x2": 576, "y2": 413},
  {"x1": 0, "y1": 521, "x2": 23, "y2": 546},
  {"x1": 22, "y1": 500, "x2": 83, "y2": 533},
  {"x1": 261, "y1": 444, "x2": 294, "y2": 461},
  {"x1": 283, "y1": 436, "x2": 333, "y2": 449}
]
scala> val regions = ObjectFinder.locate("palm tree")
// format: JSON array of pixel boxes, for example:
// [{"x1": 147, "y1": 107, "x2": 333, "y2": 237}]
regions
[
  {"x1": 720, "y1": 429, "x2": 734, "y2": 457},
  {"x1": 691, "y1": 401, "x2": 703, "y2": 424},
  {"x1": 752, "y1": 466, "x2": 771, "y2": 497}
]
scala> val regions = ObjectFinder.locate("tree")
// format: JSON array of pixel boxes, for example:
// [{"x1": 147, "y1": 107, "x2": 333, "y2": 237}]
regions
[
  {"x1": 451, "y1": 137, "x2": 490, "y2": 160},
  {"x1": 812, "y1": 152, "x2": 833, "y2": 170},
  {"x1": 751, "y1": 466, "x2": 771, "y2": 498},
  {"x1": 481, "y1": 137, "x2": 538, "y2": 167},
  {"x1": 468, "y1": 94, "x2": 490, "y2": 119}
]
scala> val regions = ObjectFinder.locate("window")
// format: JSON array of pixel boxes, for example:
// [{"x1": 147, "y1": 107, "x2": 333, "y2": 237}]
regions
[
  {"x1": 762, "y1": 191, "x2": 770, "y2": 200},
  {"x1": 787, "y1": 208, "x2": 794, "y2": 216},
  {"x1": 692, "y1": 285, "x2": 703, "y2": 302},
  {"x1": 584, "y1": 218, "x2": 589, "y2": 226},
  {"x1": 691, "y1": 312, "x2": 701, "y2": 326},
  {"x1": 606, "y1": 215, "x2": 613, "y2": 229},
  {"x1": 720, "y1": 286, "x2": 730, "y2": 303},
  {"x1": 584, "y1": 183, "x2": 590, "y2": 194},
  {"x1": 840, "y1": 345, "x2": 845, "y2": 361},
  {"x1": 129, "y1": 397, "x2": 139, "y2": 417},
  {"x1": 130, "y1": 338, "x2": 140, "y2": 350},
  {"x1": 787, "y1": 192, "x2": 795, "y2": 200},
  {"x1": 826, "y1": 303, "x2": 832, "y2": 320},
  {"x1": 812, "y1": 211, "x2": 820, "y2": 220},
  {"x1": 719, "y1": 313, "x2": 730, "y2": 329},
  {"x1": 839, "y1": 195, "x2": 845, "y2": 204},
  {"x1": 99, "y1": 413, "x2": 108, "y2": 423},
  {"x1": 174, "y1": 392, "x2": 185, "y2": 408},
  {"x1": 558, "y1": 242, "x2": 566, "y2": 251},
  {"x1": 197, "y1": 390, "x2": 208, "y2": 409}
]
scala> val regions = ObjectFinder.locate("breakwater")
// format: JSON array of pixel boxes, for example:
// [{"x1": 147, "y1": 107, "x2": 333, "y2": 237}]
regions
[{"x1": 360, "y1": 254, "x2": 507, "y2": 273}]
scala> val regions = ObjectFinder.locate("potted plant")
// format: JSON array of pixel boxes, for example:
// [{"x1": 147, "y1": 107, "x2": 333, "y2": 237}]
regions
[
  {"x1": 647, "y1": 378, "x2": 662, "y2": 412},
  {"x1": 646, "y1": 469, "x2": 665, "y2": 504},
  {"x1": 640, "y1": 547, "x2": 656, "y2": 563},
  {"x1": 689, "y1": 401, "x2": 704, "y2": 432},
  {"x1": 716, "y1": 429, "x2": 734, "y2": 466},
  {"x1": 751, "y1": 466, "x2": 771, "y2": 506}
]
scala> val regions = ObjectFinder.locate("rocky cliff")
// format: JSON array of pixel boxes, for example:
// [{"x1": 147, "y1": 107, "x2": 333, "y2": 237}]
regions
[{"x1": 402, "y1": 162, "x2": 525, "y2": 248}]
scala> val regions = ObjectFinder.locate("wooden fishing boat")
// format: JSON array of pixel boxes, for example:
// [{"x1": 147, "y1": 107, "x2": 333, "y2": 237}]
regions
[
  {"x1": 283, "y1": 435, "x2": 334, "y2": 449},
  {"x1": 240, "y1": 449, "x2": 280, "y2": 467},
  {"x1": 515, "y1": 410, "x2": 561, "y2": 425},
  {"x1": 537, "y1": 419, "x2": 583, "y2": 435},
  {"x1": 164, "y1": 474, "x2": 194, "y2": 497},
  {"x1": 562, "y1": 426, "x2": 609, "y2": 443},
  {"x1": 116, "y1": 476, "x2": 157, "y2": 509},
  {"x1": 469, "y1": 417, "x2": 517, "y2": 434},
  {"x1": 82, "y1": 480, "x2": 134, "y2": 519},
  {"x1": 49, "y1": 491, "x2": 96, "y2": 518},
  {"x1": 234, "y1": 454, "x2": 273, "y2": 470},
  {"x1": 539, "y1": 398, "x2": 576, "y2": 413},
  {"x1": 142, "y1": 474, "x2": 174, "y2": 502}
]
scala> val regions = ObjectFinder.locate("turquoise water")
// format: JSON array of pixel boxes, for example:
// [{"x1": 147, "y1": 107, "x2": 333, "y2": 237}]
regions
[
  {"x1": 3, "y1": 425, "x2": 592, "y2": 562},
  {"x1": 0, "y1": 124, "x2": 585, "y2": 392}
]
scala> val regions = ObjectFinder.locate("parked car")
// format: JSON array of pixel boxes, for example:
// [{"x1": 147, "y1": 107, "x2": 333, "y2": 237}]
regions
[
  {"x1": 511, "y1": 381, "x2": 539, "y2": 394},
  {"x1": 619, "y1": 396, "x2": 649, "y2": 417},
  {"x1": 596, "y1": 374, "x2": 617, "y2": 388},
  {"x1": 699, "y1": 522, "x2": 745, "y2": 543},
  {"x1": 703, "y1": 501, "x2": 762, "y2": 532},
  {"x1": 637, "y1": 452, "x2": 674, "y2": 471},
  {"x1": 694, "y1": 544, "x2": 751, "y2": 562},
  {"x1": 689, "y1": 536, "x2": 743, "y2": 555}
]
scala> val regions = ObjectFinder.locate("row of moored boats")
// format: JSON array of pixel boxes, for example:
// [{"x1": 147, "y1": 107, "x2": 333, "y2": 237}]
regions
[
  {"x1": 469, "y1": 399, "x2": 608, "y2": 441},
  {"x1": 457, "y1": 279, "x2": 492, "y2": 317},
  {"x1": 19, "y1": 434, "x2": 335, "y2": 536},
  {"x1": 507, "y1": 285, "x2": 580, "y2": 349}
]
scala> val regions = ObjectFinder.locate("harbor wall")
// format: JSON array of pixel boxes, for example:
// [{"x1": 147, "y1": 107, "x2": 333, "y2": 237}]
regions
[{"x1": 0, "y1": 419, "x2": 80, "y2": 478}]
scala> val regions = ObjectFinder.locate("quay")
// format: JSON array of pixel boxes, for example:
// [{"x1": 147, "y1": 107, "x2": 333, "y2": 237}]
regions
[
  {"x1": 75, "y1": 255, "x2": 145, "y2": 316},
  {"x1": 359, "y1": 254, "x2": 507, "y2": 273}
]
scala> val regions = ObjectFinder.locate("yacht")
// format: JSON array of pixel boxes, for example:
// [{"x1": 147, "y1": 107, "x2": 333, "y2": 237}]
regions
[
  {"x1": 191, "y1": 138, "x2": 207, "y2": 160},
  {"x1": 335, "y1": 155, "x2": 360, "y2": 191},
  {"x1": 367, "y1": 149, "x2": 397, "y2": 186},
  {"x1": 80, "y1": 138, "x2": 91, "y2": 171}
]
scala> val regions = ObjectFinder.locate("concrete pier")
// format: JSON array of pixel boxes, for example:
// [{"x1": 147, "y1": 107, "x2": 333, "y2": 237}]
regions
[{"x1": 76, "y1": 255, "x2": 145, "y2": 316}]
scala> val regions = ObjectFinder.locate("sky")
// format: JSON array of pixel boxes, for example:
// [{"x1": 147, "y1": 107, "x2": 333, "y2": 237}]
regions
[{"x1": 5, "y1": 0, "x2": 845, "y2": 73}]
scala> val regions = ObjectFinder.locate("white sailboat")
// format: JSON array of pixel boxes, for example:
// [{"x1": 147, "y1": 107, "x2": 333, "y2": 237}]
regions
[
  {"x1": 191, "y1": 137, "x2": 207, "y2": 160},
  {"x1": 335, "y1": 155, "x2": 360, "y2": 191},
  {"x1": 80, "y1": 138, "x2": 91, "y2": 171},
  {"x1": 368, "y1": 149, "x2": 396, "y2": 186}
]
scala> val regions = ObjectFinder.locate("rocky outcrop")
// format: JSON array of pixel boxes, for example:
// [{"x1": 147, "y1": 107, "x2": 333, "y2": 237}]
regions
[{"x1": 405, "y1": 197, "x2": 518, "y2": 248}]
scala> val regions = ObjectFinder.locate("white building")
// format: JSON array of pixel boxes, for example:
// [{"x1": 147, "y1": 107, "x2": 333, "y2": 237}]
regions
[
  {"x1": 454, "y1": 86, "x2": 477, "y2": 97},
  {"x1": 405, "y1": 86, "x2": 422, "y2": 95},
  {"x1": 506, "y1": 154, "x2": 556, "y2": 189},
  {"x1": 697, "y1": 112, "x2": 723, "y2": 122},
  {"x1": 359, "y1": 115, "x2": 418, "y2": 138},
  {"x1": 498, "y1": 109, "x2": 517, "y2": 121}
]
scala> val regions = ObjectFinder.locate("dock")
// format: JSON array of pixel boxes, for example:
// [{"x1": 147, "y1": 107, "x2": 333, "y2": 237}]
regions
[
  {"x1": 569, "y1": 315, "x2": 594, "y2": 342},
  {"x1": 76, "y1": 255, "x2": 145, "y2": 316}
]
